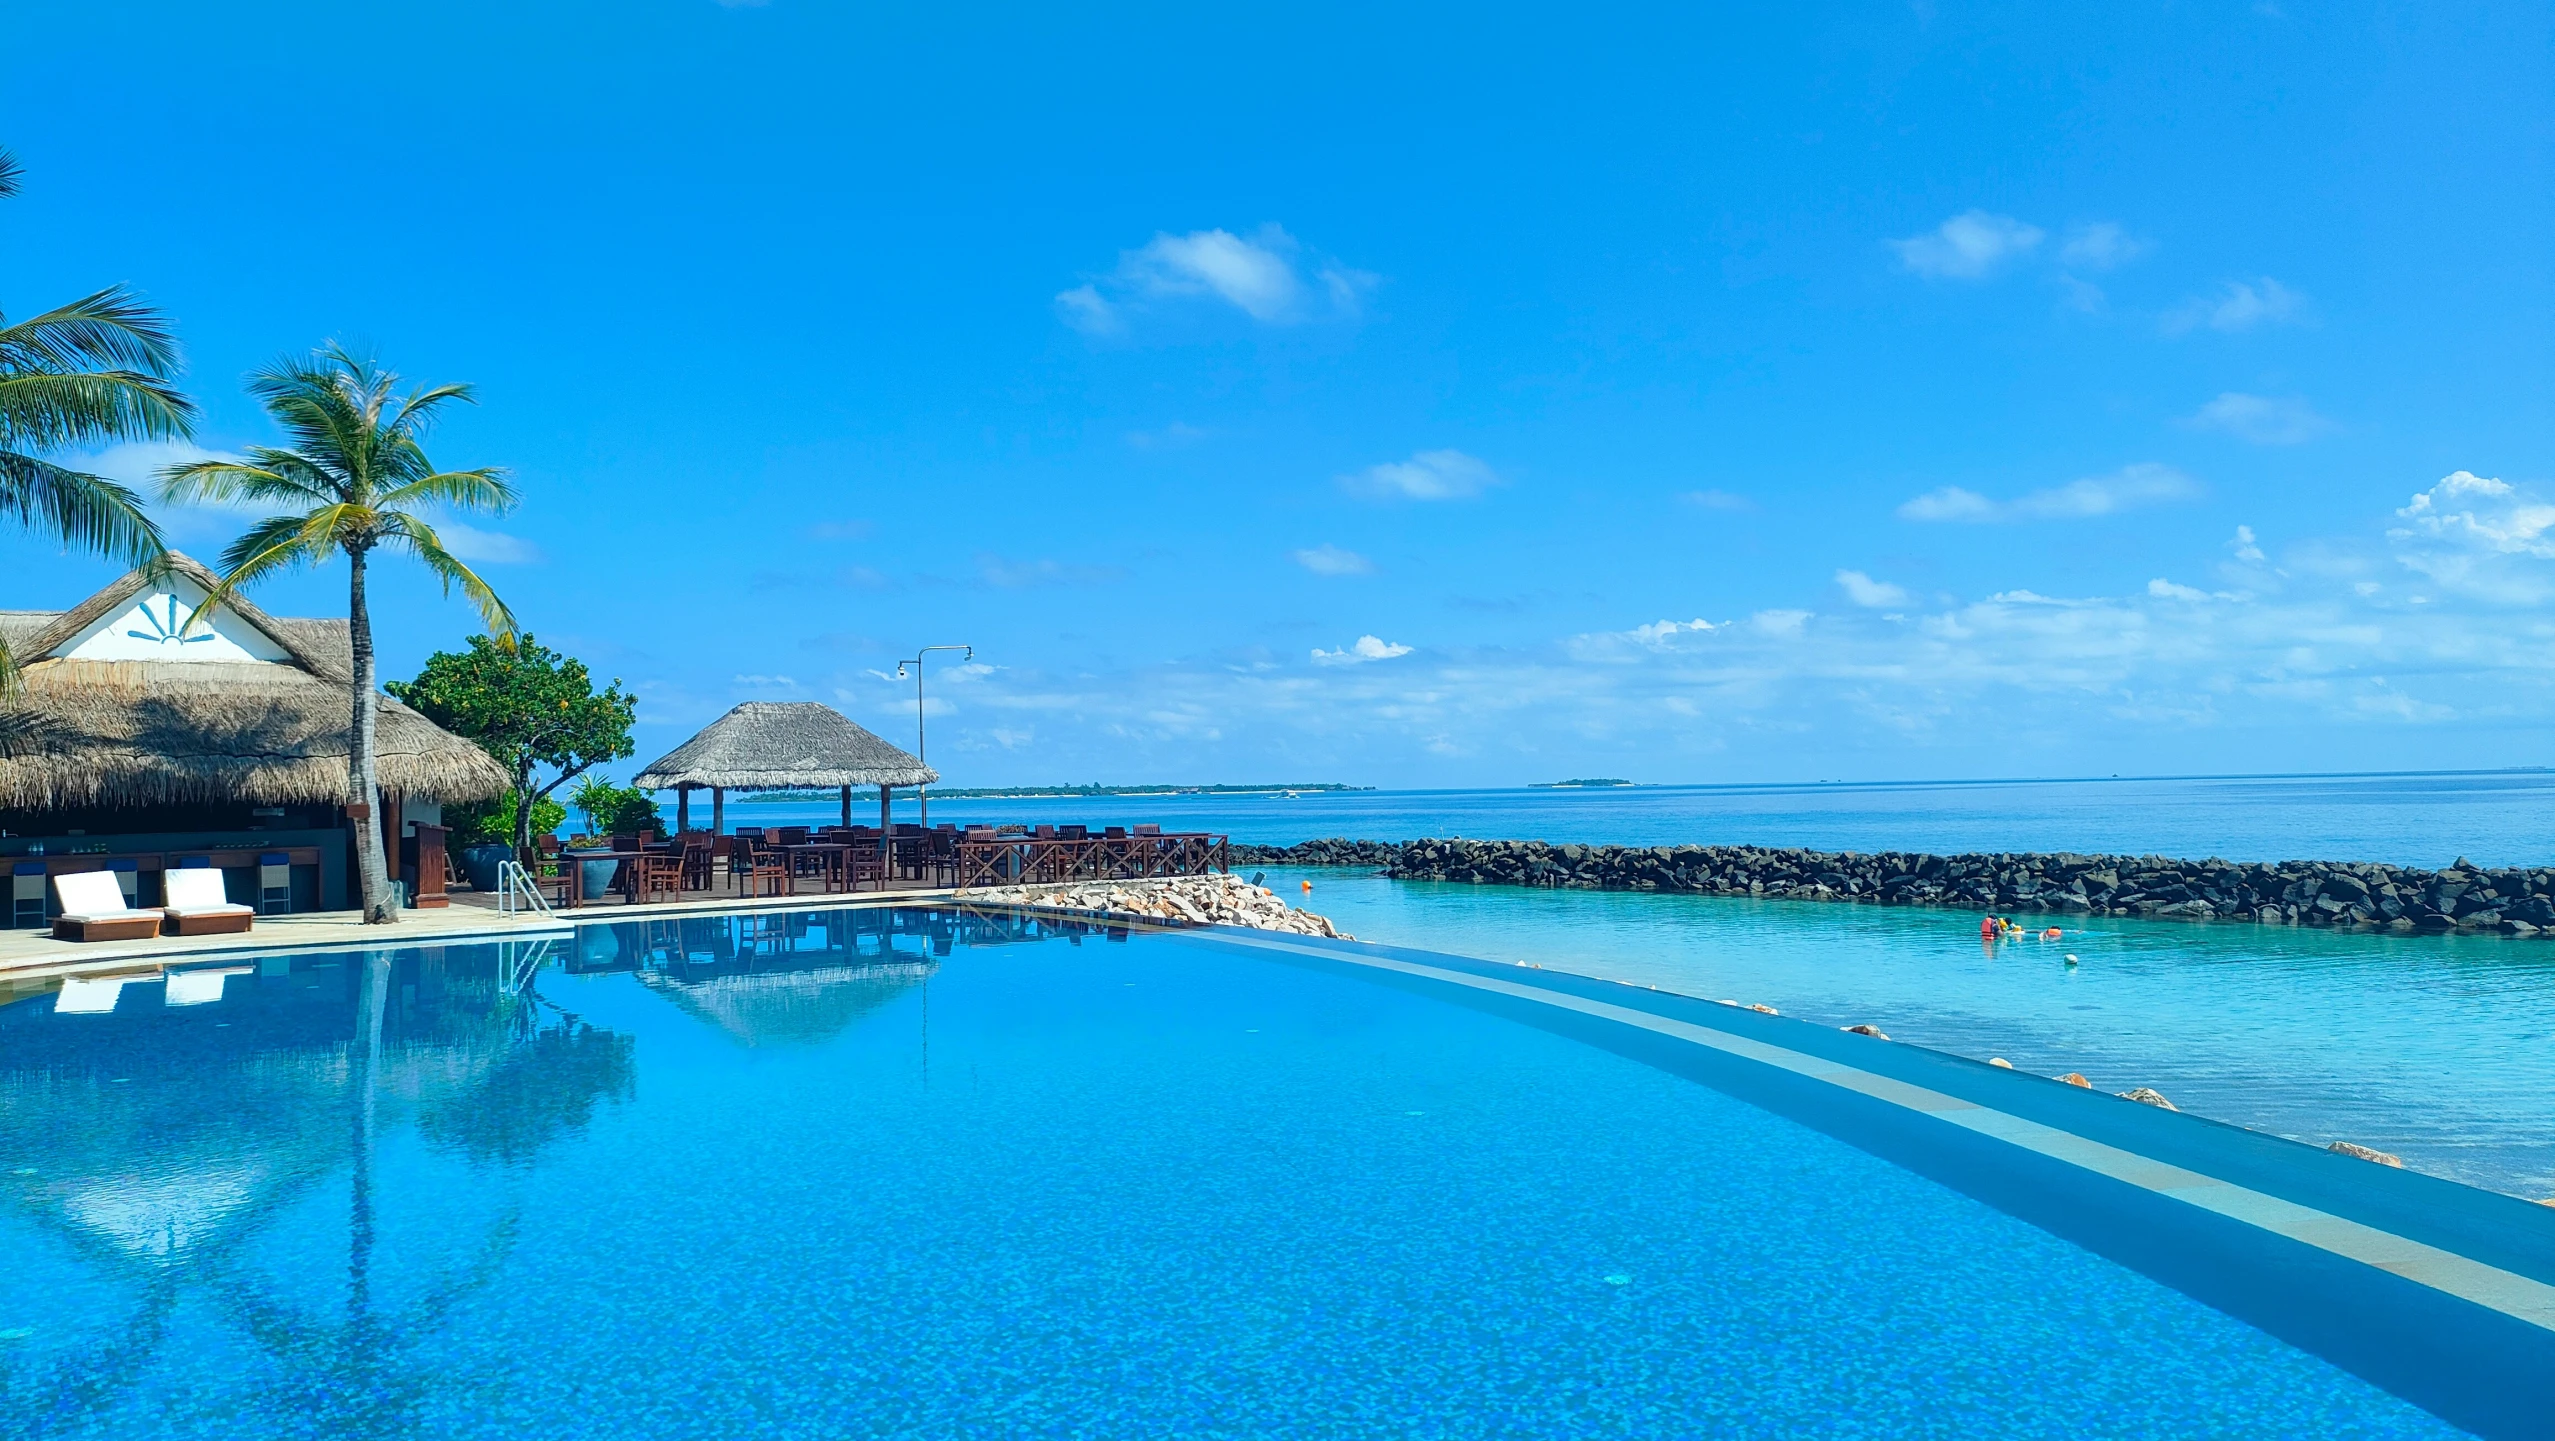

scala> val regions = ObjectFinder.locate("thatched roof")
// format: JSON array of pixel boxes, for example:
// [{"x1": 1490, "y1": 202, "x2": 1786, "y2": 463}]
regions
[
  {"x1": 0, "y1": 554, "x2": 510, "y2": 810},
  {"x1": 633, "y1": 701, "x2": 937, "y2": 791},
  {"x1": 637, "y1": 960, "x2": 933, "y2": 1047}
]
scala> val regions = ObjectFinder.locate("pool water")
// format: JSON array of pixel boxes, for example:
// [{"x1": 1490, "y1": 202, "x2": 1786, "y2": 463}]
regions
[
  {"x1": 0, "y1": 909, "x2": 2466, "y2": 1439},
  {"x1": 1258, "y1": 866, "x2": 2555, "y2": 1201}
]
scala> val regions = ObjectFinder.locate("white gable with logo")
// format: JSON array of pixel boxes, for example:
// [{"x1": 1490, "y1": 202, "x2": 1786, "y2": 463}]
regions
[{"x1": 54, "y1": 576, "x2": 292, "y2": 664}]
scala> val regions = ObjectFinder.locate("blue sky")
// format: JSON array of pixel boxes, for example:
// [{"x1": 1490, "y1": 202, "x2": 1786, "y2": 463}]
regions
[{"x1": 5, "y1": 1, "x2": 2551, "y2": 786}]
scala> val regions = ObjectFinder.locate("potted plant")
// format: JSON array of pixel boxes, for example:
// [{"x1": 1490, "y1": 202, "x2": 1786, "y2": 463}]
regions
[
  {"x1": 566, "y1": 775, "x2": 664, "y2": 899},
  {"x1": 447, "y1": 794, "x2": 564, "y2": 893}
]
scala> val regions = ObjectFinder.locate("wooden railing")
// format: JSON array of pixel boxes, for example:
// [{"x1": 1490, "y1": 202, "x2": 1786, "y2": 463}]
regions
[{"x1": 951, "y1": 833, "x2": 1228, "y2": 889}]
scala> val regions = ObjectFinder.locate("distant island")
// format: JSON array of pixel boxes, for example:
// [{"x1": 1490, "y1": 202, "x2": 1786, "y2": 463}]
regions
[
  {"x1": 1532, "y1": 778, "x2": 1635, "y2": 789},
  {"x1": 744, "y1": 782, "x2": 1373, "y2": 801}
]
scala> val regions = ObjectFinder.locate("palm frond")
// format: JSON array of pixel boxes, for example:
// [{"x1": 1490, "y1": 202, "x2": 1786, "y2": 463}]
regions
[
  {"x1": 0, "y1": 286, "x2": 186, "y2": 378},
  {"x1": 386, "y1": 381, "x2": 475, "y2": 441},
  {"x1": 0, "y1": 370, "x2": 196, "y2": 449},
  {"x1": 0, "y1": 448, "x2": 167, "y2": 564},
  {"x1": 0, "y1": 149, "x2": 21, "y2": 200},
  {"x1": 158, "y1": 452, "x2": 341, "y2": 509},
  {"x1": 378, "y1": 466, "x2": 517, "y2": 515},
  {"x1": 383, "y1": 512, "x2": 516, "y2": 641},
  {"x1": 0, "y1": 628, "x2": 20, "y2": 702},
  {"x1": 183, "y1": 513, "x2": 332, "y2": 638}
]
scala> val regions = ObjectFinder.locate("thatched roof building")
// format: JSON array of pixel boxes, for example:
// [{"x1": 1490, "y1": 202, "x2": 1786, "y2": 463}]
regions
[
  {"x1": 634, "y1": 702, "x2": 937, "y2": 792},
  {"x1": 0, "y1": 554, "x2": 509, "y2": 812}
]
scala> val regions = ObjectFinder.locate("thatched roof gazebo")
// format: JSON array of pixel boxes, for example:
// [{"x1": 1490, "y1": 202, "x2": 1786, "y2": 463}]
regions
[{"x1": 632, "y1": 701, "x2": 938, "y2": 832}]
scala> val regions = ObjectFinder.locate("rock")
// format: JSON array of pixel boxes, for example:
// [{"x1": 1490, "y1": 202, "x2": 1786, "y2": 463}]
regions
[
  {"x1": 2328, "y1": 1141, "x2": 2403, "y2": 1167},
  {"x1": 955, "y1": 874, "x2": 1350, "y2": 939},
  {"x1": 2118, "y1": 1087, "x2": 2177, "y2": 1110},
  {"x1": 1843, "y1": 1024, "x2": 1889, "y2": 1039},
  {"x1": 2058, "y1": 1072, "x2": 2093, "y2": 1088},
  {"x1": 1986, "y1": 1057, "x2": 2014, "y2": 1069}
]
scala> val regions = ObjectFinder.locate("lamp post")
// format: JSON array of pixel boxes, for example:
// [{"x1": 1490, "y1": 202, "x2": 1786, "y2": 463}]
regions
[{"x1": 895, "y1": 644, "x2": 971, "y2": 827}]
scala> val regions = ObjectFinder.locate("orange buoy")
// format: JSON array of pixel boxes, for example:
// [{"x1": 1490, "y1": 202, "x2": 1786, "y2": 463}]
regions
[
  {"x1": 2042, "y1": 927, "x2": 2063, "y2": 940},
  {"x1": 1979, "y1": 916, "x2": 1999, "y2": 940},
  {"x1": 1301, "y1": 880, "x2": 1314, "y2": 892}
]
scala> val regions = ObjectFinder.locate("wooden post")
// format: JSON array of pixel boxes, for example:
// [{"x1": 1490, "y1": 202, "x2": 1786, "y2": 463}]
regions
[
  {"x1": 380, "y1": 791, "x2": 404, "y2": 907},
  {"x1": 712, "y1": 786, "x2": 724, "y2": 834},
  {"x1": 879, "y1": 786, "x2": 893, "y2": 884},
  {"x1": 840, "y1": 784, "x2": 851, "y2": 828},
  {"x1": 410, "y1": 824, "x2": 450, "y2": 907},
  {"x1": 677, "y1": 785, "x2": 691, "y2": 833}
]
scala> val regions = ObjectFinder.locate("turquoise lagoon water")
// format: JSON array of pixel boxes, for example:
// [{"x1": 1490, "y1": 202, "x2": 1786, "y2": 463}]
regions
[
  {"x1": 730, "y1": 770, "x2": 2555, "y2": 868},
  {"x1": 0, "y1": 911, "x2": 2467, "y2": 1439},
  {"x1": 1255, "y1": 867, "x2": 2555, "y2": 1201}
]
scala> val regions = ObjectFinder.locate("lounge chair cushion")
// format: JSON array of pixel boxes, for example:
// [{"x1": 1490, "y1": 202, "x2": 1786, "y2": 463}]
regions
[
  {"x1": 51, "y1": 871, "x2": 159, "y2": 925},
  {"x1": 162, "y1": 868, "x2": 251, "y2": 917}
]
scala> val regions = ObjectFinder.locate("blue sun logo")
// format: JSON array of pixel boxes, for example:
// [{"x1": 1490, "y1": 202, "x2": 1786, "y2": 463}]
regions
[{"x1": 126, "y1": 597, "x2": 214, "y2": 647}]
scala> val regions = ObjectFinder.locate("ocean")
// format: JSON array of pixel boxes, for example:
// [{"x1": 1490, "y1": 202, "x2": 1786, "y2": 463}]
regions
[{"x1": 722, "y1": 769, "x2": 2555, "y2": 868}]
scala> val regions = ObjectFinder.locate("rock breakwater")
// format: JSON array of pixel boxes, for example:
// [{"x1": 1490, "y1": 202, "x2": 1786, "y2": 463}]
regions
[
  {"x1": 957, "y1": 873, "x2": 1347, "y2": 938},
  {"x1": 1229, "y1": 836, "x2": 2555, "y2": 934}
]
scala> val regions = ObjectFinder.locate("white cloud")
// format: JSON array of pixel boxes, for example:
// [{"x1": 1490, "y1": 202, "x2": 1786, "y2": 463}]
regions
[
  {"x1": 1888, "y1": 210, "x2": 2045, "y2": 279},
  {"x1": 1898, "y1": 464, "x2": 2200, "y2": 523},
  {"x1": 1895, "y1": 486, "x2": 1999, "y2": 523},
  {"x1": 2388, "y1": 471, "x2": 2555, "y2": 604},
  {"x1": 1292, "y1": 543, "x2": 1373, "y2": 577},
  {"x1": 2058, "y1": 222, "x2": 2149, "y2": 271},
  {"x1": 731, "y1": 673, "x2": 798, "y2": 688},
  {"x1": 434, "y1": 521, "x2": 542, "y2": 564},
  {"x1": 1680, "y1": 489, "x2": 1755, "y2": 512},
  {"x1": 1311, "y1": 634, "x2": 1412, "y2": 665},
  {"x1": 1341, "y1": 449, "x2": 1498, "y2": 502},
  {"x1": 2146, "y1": 578, "x2": 2209, "y2": 601},
  {"x1": 1057, "y1": 225, "x2": 1373, "y2": 334},
  {"x1": 2164, "y1": 277, "x2": 2306, "y2": 334},
  {"x1": 1055, "y1": 284, "x2": 1119, "y2": 335},
  {"x1": 1631, "y1": 618, "x2": 1717, "y2": 646},
  {"x1": 1835, "y1": 569, "x2": 1911, "y2": 607},
  {"x1": 2231, "y1": 525, "x2": 2267, "y2": 562},
  {"x1": 2184, "y1": 392, "x2": 2332, "y2": 445}
]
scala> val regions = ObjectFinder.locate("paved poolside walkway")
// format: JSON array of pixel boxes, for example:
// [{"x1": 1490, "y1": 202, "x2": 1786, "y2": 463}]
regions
[{"x1": 0, "y1": 885, "x2": 971, "y2": 983}]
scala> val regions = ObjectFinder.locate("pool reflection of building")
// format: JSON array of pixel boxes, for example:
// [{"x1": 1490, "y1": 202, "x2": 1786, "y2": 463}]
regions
[{"x1": 0, "y1": 941, "x2": 632, "y2": 1437}]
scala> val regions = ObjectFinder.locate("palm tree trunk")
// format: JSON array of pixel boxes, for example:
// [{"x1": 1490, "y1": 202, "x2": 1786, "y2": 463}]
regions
[{"x1": 348, "y1": 547, "x2": 397, "y2": 924}]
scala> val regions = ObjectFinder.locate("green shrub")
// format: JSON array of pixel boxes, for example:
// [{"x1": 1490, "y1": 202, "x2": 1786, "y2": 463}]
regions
[{"x1": 447, "y1": 792, "x2": 567, "y2": 847}]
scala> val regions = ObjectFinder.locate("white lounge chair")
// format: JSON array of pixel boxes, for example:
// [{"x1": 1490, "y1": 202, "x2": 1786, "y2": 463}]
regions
[
  {"x1": 164, "y1": 965, "x2": 250, "y2": 1005},
  {"x1": 50, "y1": 871, "x2": 161, "y2": 942},
  {"x1": 162, "y1": 867, "x2": 254, "y2": 936},
  {"x1": 53, "y1": 975, "x2": 132, "y2": 1013}
]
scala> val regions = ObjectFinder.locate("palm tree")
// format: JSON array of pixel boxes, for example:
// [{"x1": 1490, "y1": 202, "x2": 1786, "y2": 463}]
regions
[
  {"x1": 0, "y1": 145, "x2": 194, "y2": 688},
  {"x1": 161, "y1": 346, "x2": 516, "y2": 924}
]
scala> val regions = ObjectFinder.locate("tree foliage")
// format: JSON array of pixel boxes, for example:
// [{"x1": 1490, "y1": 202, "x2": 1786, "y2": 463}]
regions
[{"x1": 389, "y1": 633, "x2": 636, "y2": 851}]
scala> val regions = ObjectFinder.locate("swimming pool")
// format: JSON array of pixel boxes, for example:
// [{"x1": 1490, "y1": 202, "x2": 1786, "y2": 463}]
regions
[{"x1": 0, "y1": 905, "x2": 2532, "y2": 1438}]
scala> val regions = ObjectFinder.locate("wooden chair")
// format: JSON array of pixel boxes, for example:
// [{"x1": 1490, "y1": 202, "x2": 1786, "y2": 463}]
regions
[
  {"x1": 731, "y1": 836, "x2": 789, "y2": 898},
  {"x1": 775, "y1": 826, "x2": 810, "y2": 847},
  {"x1": 680, "y1": 835, "x2": 715, "y2": 891},
  {"x1": 636, "y1": 852, "x2": 687, "y2": 905}
]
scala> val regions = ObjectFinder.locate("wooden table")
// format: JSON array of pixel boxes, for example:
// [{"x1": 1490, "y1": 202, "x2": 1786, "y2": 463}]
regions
[{"x1": 777, "y1": 841, "x2": 869, "y2": 894}]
